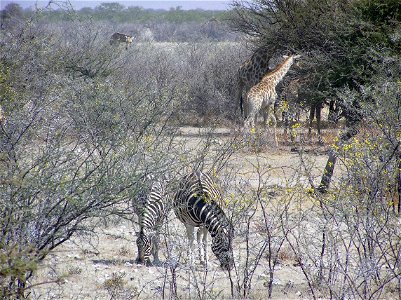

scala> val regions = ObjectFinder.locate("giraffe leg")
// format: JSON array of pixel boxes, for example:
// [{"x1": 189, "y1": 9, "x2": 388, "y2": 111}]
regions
[
  {"x1": 245, "y1": 112, "x2": 256, "y2": 129},
  {"x1": 316, "y1": 103, "x2": 323, "y2": 144},
  {"x1": 308, "y1": 104, "x2": 315, "y2": 139},
  {"x1": 262, "y1": 105, "x2": 269, "y2": 127},
  {"x1": 270, "y1": 110, "x2": 278, "y2": 147},
  {"x1": 244, "y1": 96, "x2": 259, "y2": 130},
  {"x1": 263, "y1": 104, "x2": 278, "y2": 147},
  {"x1": 283, "y1": 109, "x2": 289, "y2": 141}
]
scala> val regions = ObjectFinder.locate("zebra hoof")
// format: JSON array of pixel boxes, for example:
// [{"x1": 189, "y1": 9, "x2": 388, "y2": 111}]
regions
[{"x1": 135, "y1": 258, "x2": 152, "y2": 267}]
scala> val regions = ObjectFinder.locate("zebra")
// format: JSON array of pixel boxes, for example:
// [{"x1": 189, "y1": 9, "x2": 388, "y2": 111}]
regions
[
  {"x1": 134, "y1": 179, "x2": 168, "y2": 266},
  {"x1": 174, "y1": 171, "x2": 234, "y2": 271}
]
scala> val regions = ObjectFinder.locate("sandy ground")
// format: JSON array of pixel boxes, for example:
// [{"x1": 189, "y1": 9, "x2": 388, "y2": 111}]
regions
[{"x1": 31, "y1": 126, "x2": 339, "y2": 300}]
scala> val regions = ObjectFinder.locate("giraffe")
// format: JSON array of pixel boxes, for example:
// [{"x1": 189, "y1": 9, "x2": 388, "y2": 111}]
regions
[
  {"x1": 237, "y1": 47, "x2": 274, "y2": 120},
  {"x1": 244, "y1": 55, "x2": 301, "y2": 146}
]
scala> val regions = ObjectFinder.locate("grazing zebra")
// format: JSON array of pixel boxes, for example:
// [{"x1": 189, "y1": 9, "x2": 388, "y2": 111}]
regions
[
  {"x1": 134, "y1": 179, "x2": 168, "y2": 266},
  {"x1": 174, "y1": 171, "x2": 234, "y2": 271}
]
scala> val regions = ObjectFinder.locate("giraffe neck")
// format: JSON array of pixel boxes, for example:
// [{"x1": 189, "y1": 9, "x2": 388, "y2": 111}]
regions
[{"x1": 262, "y1": 56, "x2": 295, "y2": 87}]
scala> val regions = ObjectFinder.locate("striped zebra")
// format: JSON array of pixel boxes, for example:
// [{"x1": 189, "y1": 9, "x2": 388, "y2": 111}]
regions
[
  {"x1": 174, "y1": 171, "x2": 234, "y2": 271},
  {"x1": 134, "y1": 179, "x2": 168, "y2": 266}
]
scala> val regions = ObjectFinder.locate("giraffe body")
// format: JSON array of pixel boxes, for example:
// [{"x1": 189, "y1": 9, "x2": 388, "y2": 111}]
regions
[
  {"x1": 244, "y1": 55, "x2": 301, "y2": 146},
  {"x1": 237, "y1": 48, "x2": 273, "y2": 118}
]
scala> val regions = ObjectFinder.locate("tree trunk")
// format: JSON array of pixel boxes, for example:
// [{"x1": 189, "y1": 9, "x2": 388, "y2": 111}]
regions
[{"x1": 318, "y1": 124, "x2": 360, "y2": 193}]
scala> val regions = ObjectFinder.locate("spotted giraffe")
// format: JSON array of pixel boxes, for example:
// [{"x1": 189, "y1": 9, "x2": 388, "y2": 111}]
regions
[
  {"x1": 244, "y1": 55, "x2": 301, "y2": 146},
  {"x1": 237, "y1": 47, "x2": 274, "y2": 120}
]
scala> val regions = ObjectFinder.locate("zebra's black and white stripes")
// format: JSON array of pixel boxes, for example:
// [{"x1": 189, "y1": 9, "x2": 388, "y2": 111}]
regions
[
  {"x1": 135, "y1": 180, "x2": 167, "y2": 266},
  {"x1": 174, "y1": 171, "x2": 234, "y2": 271}
]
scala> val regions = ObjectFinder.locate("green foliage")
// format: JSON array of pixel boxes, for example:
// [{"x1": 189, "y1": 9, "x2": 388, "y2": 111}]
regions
[
  {"x1": 231, "y1": 0, "x2": 401, "y2": 97},
  {"x1": 30, "y1": 2, "x2": 230, "y2": 24},
  {"x1": 356, "y1": 0, "x2": 401, "y2": 25}
]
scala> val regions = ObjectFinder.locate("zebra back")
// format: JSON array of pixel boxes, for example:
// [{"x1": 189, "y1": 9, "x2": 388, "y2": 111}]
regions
[
  {"x1": 140, "y1": 180, "x2": 167, "y2": 232},
  {"x1": 174, "y1": 171, "x2": 227, "y2": 228}
]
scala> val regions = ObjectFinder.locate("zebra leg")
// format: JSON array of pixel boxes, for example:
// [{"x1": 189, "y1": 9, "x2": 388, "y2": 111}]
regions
[
  {"x1": 197, "y1": 227, "x2": 208, "y2": 266},
  {"x1": 136, "y1": 230, "x2": 152, "y2": 266},
  {"x1": 151, "y1": 232, "x2": 162, "y2": 266},
  {"x1": 185, "y1": 224, "x2": 195, "y2": 265}
]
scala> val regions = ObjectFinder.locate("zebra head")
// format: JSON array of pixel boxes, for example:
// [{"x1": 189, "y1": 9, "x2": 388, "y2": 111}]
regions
[
  {"x1": 211, "y1": 225, "x2": 234, "y2": 271},
  {"x1": 136, "y1": 229, "x2": 152, "y2": 266}
]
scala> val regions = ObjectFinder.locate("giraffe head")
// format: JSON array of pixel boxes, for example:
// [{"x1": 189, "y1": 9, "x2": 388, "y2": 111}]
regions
[
  {"x1": 278, "y1": 54, "x2": 302, "y2": 74},
  {"x1": 282, "y1": 54, "x2": 301, "y2": 62}
]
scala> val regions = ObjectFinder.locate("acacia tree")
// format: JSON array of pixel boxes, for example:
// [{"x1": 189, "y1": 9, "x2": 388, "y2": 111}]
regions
[{"x1": 230, "y1": 0, "x2": 401, "y2": 191}]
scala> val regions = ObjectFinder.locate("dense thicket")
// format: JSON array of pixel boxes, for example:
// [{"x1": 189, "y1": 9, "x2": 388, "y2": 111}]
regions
[{"x1": 230, "y1": 0, "x2": 401, "y2": 191}]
